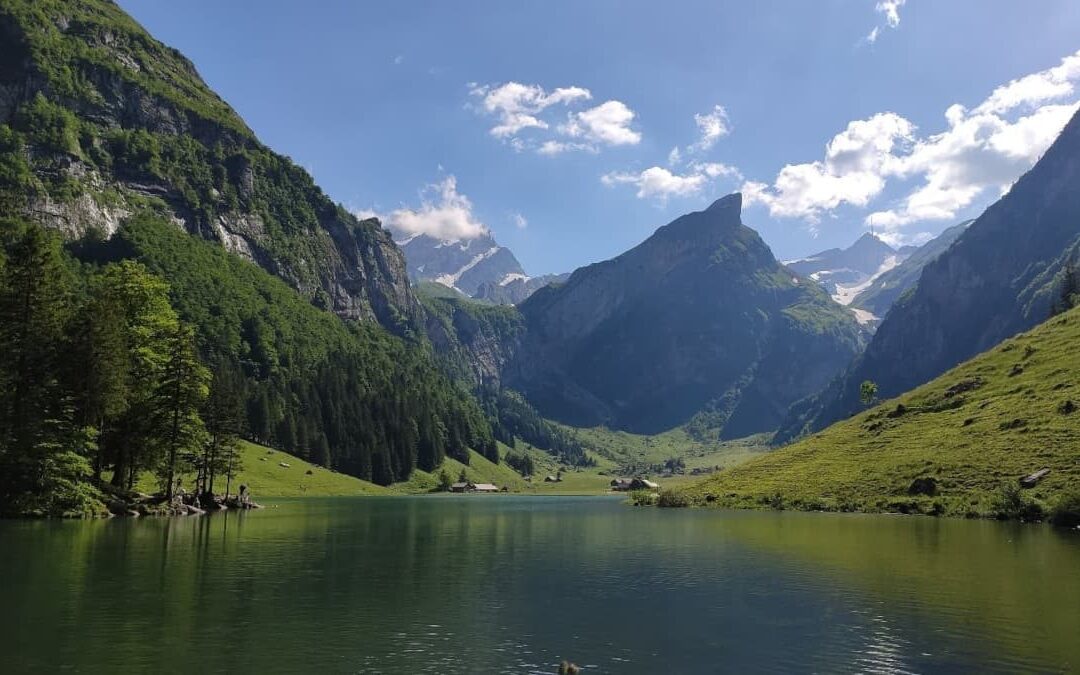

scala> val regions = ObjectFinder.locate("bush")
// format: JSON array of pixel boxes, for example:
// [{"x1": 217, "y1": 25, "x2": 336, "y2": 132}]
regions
[
  {"x1": 990, "y1": 482, "x2": 1045, "y2": 522},
  {"x1": 656, "y1": 488, "x2": 690, "y2": 508},
  {"x1": 627, "y1": 489, "x2": 655, "y2": 506},
  {"x1": 1049, "y1": 490, "x2": 1080, "y2": 528}
]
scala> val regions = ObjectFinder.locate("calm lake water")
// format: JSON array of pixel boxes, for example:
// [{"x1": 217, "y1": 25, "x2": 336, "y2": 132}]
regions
[{"x1": 2, "y1": 496, "x2": 1078, "y2": 674}]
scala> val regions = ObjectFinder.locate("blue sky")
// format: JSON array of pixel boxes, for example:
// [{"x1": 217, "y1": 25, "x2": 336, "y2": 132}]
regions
[{"x1": 118, "y1": 0, "x2": 1080, "y2": 274}]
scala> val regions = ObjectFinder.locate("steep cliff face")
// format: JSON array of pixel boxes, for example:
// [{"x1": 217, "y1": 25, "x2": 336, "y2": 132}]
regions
[
  {"x1": 473, "y1": 273, "x2": 569, "y2": 305},
  {"x1": 779, "y1": 106, "x2": 1080, "y2": 442},
  {"x1": 0, "y1": 0, "x2": 419, "y2": 331},
  {"x1": 508, "y1": 194, "x2": 865, "y2": 436},
  {"x1": 421, "y1": 293, "x2": 526, "y2": 386}
]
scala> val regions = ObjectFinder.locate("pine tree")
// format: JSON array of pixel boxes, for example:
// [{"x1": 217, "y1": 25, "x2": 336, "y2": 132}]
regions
[
  {"x1": 153, "y1": 323, "x2": 209, "y2": 499},
  {"x1": 66, "y1": 278, "x2": 129, "y2": 479},
  {"x1": 0, "y1": 220, "x2": 71, "y2": 456},
  {"x1": 200, "y1": 366, "x2": 244, "y2": 495}
]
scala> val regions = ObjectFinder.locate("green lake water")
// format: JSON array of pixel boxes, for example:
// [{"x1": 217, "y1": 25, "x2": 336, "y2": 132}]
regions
[{"x1": 1, "y1": 496, "x2": 1078, "y2": 673}]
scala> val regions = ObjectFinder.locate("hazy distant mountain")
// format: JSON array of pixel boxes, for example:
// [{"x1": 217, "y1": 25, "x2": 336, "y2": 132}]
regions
[
  {"x1": 850, "y1": 221, "x2": 972, "y2": 317},
  {"x1": 474, "y1": 273, "x2": 570, "y2": 305},
  {"x1": 785, "y1": 233, "x2": 905, "y2": 326},
  {"x1": 777, "y1": 106, "x2": 1080, "y2": 443},
  {"x1": 507, "y1": 194, "x2": 865, "y2": 437}
]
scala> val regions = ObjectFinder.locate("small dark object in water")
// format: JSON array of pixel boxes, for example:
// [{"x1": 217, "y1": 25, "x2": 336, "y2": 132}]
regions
[{"x1": 558, "y1": 661, "x2": 580, "y2": 675}]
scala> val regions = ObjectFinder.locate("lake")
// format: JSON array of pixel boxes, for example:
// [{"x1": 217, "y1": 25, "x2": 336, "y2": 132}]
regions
[{"x1": 1, "y1": 496, "x2": 1078, "y2": 673}]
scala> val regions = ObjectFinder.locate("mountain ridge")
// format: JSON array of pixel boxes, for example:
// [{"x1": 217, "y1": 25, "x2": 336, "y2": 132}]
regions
[
  {"x1": 508, "y1": 193, "x2": 866, "y2": 436},
  {"x1": 778, "y1": 105, "x2": 1080, "y2": 443}
]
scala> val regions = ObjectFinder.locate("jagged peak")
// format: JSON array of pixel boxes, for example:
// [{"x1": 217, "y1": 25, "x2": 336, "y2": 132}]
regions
[{"x1": 706, "y1": 192, "x2": 742, "y2": 214}]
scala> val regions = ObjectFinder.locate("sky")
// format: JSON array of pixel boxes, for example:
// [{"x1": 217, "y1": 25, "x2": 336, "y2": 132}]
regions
[{"x1": 118, "y1": 0, "x2": 1080, "y2": 274}]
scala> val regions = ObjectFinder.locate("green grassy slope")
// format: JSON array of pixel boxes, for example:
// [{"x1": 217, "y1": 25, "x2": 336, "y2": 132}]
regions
[
  {"x1": 687, "y1": 306, "x2": 1080, "y2": 517},
  {"x1": 133, "y1": 441, "x2": 392, "y2": 498}
]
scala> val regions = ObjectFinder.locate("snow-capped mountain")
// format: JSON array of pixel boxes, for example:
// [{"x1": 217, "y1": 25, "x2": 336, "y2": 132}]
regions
[
  {"x1": 394, "y1": 232, "x2": 526, "y2": 297},
  {"x1": 785, "y1": 233, "x2": 906, "y2": 326},
  {"x1": 393, "y1": 230, "x2": 564, "y2": 303}
]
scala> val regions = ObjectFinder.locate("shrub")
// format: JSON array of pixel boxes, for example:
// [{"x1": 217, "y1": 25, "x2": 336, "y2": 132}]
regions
[
  {"x1": 1049, "y1": 490, "x2": 1080, "y2": 528},
  {"x1": 627, "y1": 489, "x2": 655, "y2": 506},
  {"x1": 656, "y1": 488, "x2": 690, "y2": 508},
  {"x1": 990, "y1": 482, "x2": 1045, "y2": 522}
]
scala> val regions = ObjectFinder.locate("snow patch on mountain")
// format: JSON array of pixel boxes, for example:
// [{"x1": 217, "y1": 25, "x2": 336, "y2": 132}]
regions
[{"x1": 434, "y1": 246, "x2": 502, "y2": 290}]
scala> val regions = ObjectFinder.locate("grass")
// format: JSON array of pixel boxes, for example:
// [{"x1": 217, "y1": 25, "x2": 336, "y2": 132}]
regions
[
  {"x1": 686, "y1": 306, "x2": 1080, "y2": 519},
  {"x1": 132, "y1": 441, "x2": 392, "y2": 498},
  {"x1": 121, "y1": 427, "x2": 771, "y2": 500}
]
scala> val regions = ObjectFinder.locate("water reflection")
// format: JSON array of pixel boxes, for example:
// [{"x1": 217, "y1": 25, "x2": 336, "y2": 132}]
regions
[{"x1": 0, "y1": 498, "x2": 1077, "y2": 673}]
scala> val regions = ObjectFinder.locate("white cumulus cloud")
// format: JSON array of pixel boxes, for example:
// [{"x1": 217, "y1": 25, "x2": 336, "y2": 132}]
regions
[
  {"x1": 742, "y1": 49, "x2": 1080, "y2": 240},
  {"x1": 559, "y1": 100, "x2": 642, "y2": 146},
  {"x1": 469, "y1": 81, "x2": 640, "y2": 154},
  {"x1": 384, "y1": 175, "x2": 489, "y2": 241},
  {"x1": 469, "y1": 81, "x2": 592, "y2": 138},
  {"x1": 602, "y1": 162, "x2": 741, "y2": 201}
]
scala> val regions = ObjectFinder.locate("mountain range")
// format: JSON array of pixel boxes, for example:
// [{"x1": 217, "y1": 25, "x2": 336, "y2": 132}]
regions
[{"x1": 3, "y1": 0, "x2": 1078, "y2": 502}]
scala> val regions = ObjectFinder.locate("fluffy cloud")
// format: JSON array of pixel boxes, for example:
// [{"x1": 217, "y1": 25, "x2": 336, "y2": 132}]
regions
[
  {"x1": 875, "y1": 0, "x2": 905, "y2": 28},
  {"x1": 469, "y1": 81, "x2": 639, "y2": 154},
  {"x1": 384, "y1": 175, "x2": 489, "y2": 241},
  {"x1": 602, "y1": 162, "x2": 740, "y2": 201},
  {"x1": 511, "y1": 212, "x2": 528, "y2": 229},
  {"x1": 743, "y1": 49, "x2": 1080, "y2": 238},
  {"x1": 559, "y1": 100, "x2": 642, "y2": 146},
  {"x1": 469, "y1": 82, "x2": 591, "y2": 138},
  {"x1": 669, "y1": 104, "x2": 732, "y2": 161},
  {"x1": 692, "y1": 105, "x2": 732, "y2": 151},
  {"x1": 743, "y1": 112, "x2": 913, "y2": 221},
  {"x1": 863, "y1": 0, "x2": 904, "y2": 44}
]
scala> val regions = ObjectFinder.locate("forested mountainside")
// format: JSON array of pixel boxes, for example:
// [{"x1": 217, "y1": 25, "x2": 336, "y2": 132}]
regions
[
  {"x1": 0, "y1": 0, "x2": 419, "y2": 331},
  {"x1": 688, "y1": 302, "x2": 1080, "y2": 521},
  {"x1": 777, "y1": 106, "x2": 1080, "y2": 443},
  {"x1": 507, "y1": 194, "x2": 866, "y2": 437},
  {"x1": 0, "y1": 0, "x2": 515, "y2": 513},
  {"x1": 0, "y1": 217, "x2": 500, "y2": 514},
  {"x1": 850, "y1": 221, "x2": 971, "y2": 317}
]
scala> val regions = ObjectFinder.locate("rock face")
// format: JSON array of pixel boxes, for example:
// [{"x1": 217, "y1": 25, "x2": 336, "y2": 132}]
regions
[
  {"x1": 473, "y1": 273, "x2": 570, "y2": 305},
  {"x1": 778, "y1": 106, "x2": 1080, "y2": 443},
  {"x1": 850, "y1": 221, "x2": 971, "y2": 317},
  {"x1": 0, "y1": 1, "x2": 419, "y2": 333},
  {"x1": 506, "y1": 194, "x2": 866, "y2": 436}
]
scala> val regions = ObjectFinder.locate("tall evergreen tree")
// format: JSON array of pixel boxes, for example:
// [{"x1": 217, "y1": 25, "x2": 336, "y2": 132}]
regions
[
  {"x1": 153, "y1": 323, "x2": 209, "y2": 499},
  {"x1": 200, "y1": 366, "x2": 244, "y2": 495},
  {"x1": 0, "y1": 220, "x2": 71, "y2": 456}
]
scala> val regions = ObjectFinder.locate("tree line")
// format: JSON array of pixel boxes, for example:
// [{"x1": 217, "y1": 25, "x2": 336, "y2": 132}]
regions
[{"x1": 0, "y1": 218, "x2": 242, "y2": 516}]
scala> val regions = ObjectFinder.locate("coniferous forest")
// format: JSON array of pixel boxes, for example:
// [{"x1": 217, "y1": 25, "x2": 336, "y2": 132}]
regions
[{"x1": 0, "y1": 215, "x2": 498, "y2": 515}]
